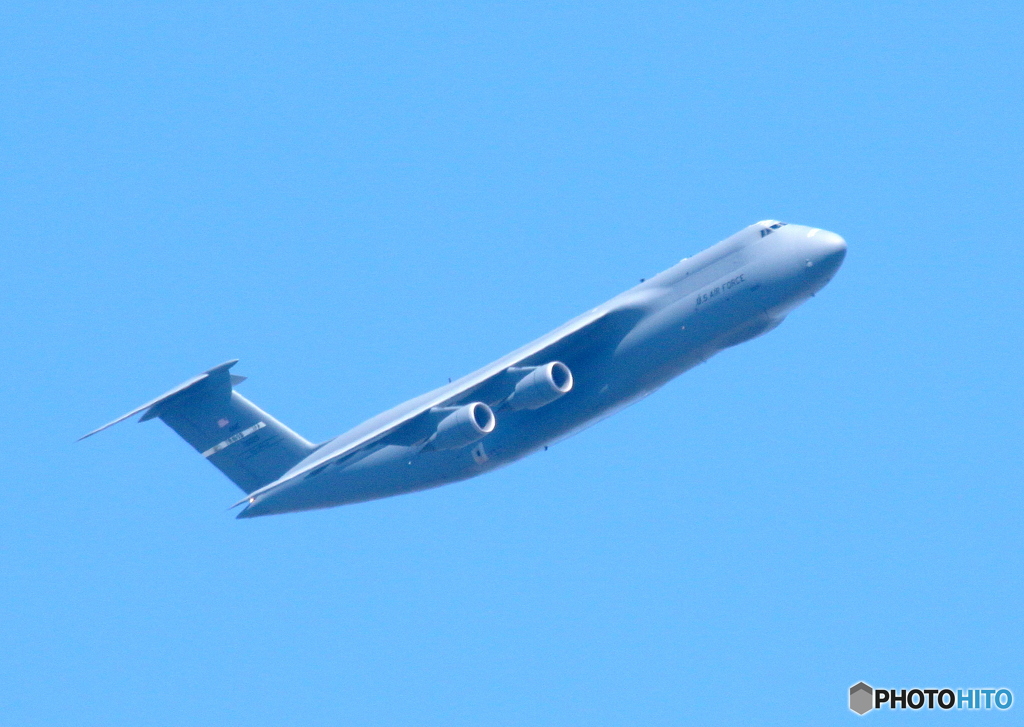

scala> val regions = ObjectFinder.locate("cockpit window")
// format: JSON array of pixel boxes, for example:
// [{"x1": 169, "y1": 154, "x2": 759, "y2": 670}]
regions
[{"x1": 759, "y1": 221, "x2": 788, "y2": 237}]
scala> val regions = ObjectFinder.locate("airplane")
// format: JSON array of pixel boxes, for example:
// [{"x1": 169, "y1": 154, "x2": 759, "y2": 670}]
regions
[{"x1": 81, "y1": 220, "x2": 846, "y2": 518}]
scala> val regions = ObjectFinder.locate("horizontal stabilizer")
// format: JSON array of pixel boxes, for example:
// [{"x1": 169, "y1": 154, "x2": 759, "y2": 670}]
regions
[{"x1": 78, "y1": 360, "x2": 239, "y2": 440}]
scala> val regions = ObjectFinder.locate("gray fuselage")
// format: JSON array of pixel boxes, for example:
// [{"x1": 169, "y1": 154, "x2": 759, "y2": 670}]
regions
[{"x1": 241, "y1": 220, "x2": 846, "y2": 517}]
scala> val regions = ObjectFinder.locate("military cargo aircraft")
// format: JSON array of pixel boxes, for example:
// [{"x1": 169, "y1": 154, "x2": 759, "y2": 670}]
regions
[{"x1": 81, "y1": 220, "x2": 846, "y2": 517}]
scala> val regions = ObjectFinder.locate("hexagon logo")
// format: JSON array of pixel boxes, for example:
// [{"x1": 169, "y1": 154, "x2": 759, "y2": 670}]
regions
[{"x1": 850, "y1": 682, "x2": 873, "y2": 715}]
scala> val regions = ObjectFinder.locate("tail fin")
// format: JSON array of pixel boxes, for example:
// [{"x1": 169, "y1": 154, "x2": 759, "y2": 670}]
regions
[{"x1": 81, "y1": 360, "x2": 318, "y2": 494}]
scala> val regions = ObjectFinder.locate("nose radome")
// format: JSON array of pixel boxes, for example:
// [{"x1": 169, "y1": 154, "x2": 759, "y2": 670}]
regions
[
  {"x1": 806, "y1": 227, "x2": 847, "y2": 269},
  {"x1": 806, "y1": 229, "x2": 847, "y2": 254}
]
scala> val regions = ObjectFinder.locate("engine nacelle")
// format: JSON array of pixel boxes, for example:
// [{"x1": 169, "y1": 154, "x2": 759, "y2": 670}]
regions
[
  {"x1": 506, "y1": 361, "x2": 574, "y2": 411},
  {"x1": 430, "y1": 402, "x2": 496, "y2": 450}
]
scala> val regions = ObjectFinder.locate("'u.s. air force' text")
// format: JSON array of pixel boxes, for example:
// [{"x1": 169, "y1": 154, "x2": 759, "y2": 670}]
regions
[{"x1": 695, "y1": 274, "x2": 745, "y2": 307}]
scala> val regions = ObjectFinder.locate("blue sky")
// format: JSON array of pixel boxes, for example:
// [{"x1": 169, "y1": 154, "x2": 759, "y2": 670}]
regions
[{"x1": 1, "y1": 1, "x2": 1021, "y2": 724}]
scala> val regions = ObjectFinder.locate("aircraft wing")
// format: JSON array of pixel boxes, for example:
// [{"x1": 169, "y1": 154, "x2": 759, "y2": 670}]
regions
[{"x1": 235, "y1": 291, "x2": 655, "y2": 506}]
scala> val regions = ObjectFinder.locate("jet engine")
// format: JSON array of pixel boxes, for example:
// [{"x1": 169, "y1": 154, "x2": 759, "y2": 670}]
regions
[
  {"x1": 506, "y1": 361, "x2": 574, "y2": 411},
  {"x1": 430, "y1": 402, "x2": 496, "y2": 450}
]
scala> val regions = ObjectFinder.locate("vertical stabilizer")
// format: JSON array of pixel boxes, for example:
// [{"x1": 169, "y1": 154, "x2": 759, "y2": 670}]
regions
[{"x1": 81, "y1": 361, "x2": 317, "y2": 494}]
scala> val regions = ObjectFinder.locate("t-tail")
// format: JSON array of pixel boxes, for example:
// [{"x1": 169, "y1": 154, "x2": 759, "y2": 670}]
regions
[{"x1": 79, "y1": 360, "x2": 317, "y2": 494}]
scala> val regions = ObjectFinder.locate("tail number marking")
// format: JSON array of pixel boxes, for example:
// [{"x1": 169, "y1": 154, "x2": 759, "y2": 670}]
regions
[{"x1": 202, "y1": 421, "x2": 267, "y2": 458}]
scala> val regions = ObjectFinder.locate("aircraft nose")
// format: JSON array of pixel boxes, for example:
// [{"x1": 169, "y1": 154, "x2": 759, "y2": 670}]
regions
[{"x1": 805, "y1": 228, "x2": 847, "y2": 277}]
